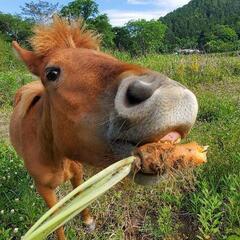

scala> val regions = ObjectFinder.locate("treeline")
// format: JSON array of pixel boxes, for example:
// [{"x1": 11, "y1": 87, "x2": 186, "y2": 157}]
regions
[
  {"x1": 0, "y1": 0, "x2": 167, "y2": 56},
  {"x1": 161, "y1": 0, "x2": 240, "y2": 53},
  {"x1": 0, "y1": 0, "x2": 240, "y2": 55}
]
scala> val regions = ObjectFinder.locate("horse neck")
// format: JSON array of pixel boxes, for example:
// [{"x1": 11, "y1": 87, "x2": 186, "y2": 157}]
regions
[{"x1": 39, "y1": 94, "x2": 63, "y2": 167}]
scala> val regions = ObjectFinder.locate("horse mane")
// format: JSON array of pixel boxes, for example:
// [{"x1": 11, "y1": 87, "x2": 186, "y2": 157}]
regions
[
  {"x1": 30, "y1": 16, "x2": 101, "y2": 56},
  {"x1": 14, "y1": 80, "x2": 44, "y2": 118}
]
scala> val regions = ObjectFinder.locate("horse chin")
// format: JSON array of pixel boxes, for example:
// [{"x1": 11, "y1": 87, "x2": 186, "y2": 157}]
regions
[{"x1": 130, "y1": 172, "x2": 163, "y2": 186}]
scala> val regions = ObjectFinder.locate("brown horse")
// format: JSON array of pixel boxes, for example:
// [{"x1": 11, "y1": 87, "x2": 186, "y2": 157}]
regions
[{"x1": 10, "y1": 17, "x2": 198, "y2": 240}]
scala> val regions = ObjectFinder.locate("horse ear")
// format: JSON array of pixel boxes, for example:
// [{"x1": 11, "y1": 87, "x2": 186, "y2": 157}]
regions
[{"x1": 12, "y1": 41, "x2": 42, "y2": 76}]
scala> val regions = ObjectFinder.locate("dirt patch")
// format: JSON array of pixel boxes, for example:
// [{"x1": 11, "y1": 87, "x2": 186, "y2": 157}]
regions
[{"x1": 0, "y1": 111, "x2": 10, "y2": 140}]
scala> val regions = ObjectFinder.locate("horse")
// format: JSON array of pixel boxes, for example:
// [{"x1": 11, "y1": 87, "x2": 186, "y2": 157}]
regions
[{"x1": 10, "y1": 17, "x2": 198, "y2": 240}]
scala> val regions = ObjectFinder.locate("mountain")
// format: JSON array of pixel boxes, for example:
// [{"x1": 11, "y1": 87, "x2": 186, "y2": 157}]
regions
[{"x1": 160, "y1": 0, "x2": 240, "y2": 51}]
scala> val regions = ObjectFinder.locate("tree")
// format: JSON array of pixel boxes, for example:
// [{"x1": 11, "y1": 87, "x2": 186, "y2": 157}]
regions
[
  {"x1": 90, "y1": 14, "x2": 114, "y2": 48},
  {"x1": 60, "y1": 0, "x2": 98, "y2": 21},
  {"x1": 161, "y1": 0, "x2": 240, "y2": 51},
  {"x1": 0, "y1": 13, "x2": 32, "y2": 44},
  {"x1": 205, "y1": 39, "x2": 240, "y2": 52},
  {"x1": 119, "y1": 19, "x2": 167, "y2": 56},
  {"x1": 204, "y1": 25, "x2": 239, "y2": 52},
  {"x1": 234, "y1": 21, "x2": 240, "y2": 37},
  {"x1": 198, "y1": 31, "x2": 207, "y2": 51},
  {"x1": 213, "y1": 24, "x2": 238, "y2": 42},
  {"x1": 21, "y1": 0, "x2": 59, "y2": 23},
  {"x1": 113, "y1": 26, "x2": 132, "y2": 51}
]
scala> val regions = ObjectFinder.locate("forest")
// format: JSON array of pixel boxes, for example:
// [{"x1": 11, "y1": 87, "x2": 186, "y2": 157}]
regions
[{"x1": 0, "y1": 0, "x2": 240, "y2": 55}]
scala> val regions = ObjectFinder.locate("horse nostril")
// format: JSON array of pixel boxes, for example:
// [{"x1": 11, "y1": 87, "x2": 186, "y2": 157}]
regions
[{"x1": 126, "y1": 80, "x2": 154, "y2": 105}]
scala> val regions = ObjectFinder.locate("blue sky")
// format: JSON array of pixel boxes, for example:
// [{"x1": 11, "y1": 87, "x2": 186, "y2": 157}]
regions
[{"x1": 0, "y1": 0, "x2": 190, "y2": 26}]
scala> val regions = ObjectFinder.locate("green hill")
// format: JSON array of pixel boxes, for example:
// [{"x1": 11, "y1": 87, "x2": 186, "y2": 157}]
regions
[
  {"x1": 0, "y1": 36, "x2": 23, "y2": 72},
  {"x1": 0, "y1": 36, "x2": 31, "y2": 107},
  {"x1": 161, "y1": 0, "x2": 240, "y2": 51}
]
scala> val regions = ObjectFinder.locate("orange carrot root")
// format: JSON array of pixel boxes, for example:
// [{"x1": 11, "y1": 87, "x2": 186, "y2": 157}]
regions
[{"x1": 133, "y1": 141, "x2": 208, "y2": 175}]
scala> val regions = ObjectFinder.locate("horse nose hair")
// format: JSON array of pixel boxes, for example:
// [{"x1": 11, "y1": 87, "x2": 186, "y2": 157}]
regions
[{"x1": 126, "y1": 80, "x2": 154, "y2": 105}]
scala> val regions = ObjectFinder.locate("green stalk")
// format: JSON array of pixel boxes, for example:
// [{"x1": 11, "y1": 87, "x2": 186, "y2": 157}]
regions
[{"x1": 23, "y1": 157, "x2": 135, "y2": 240}]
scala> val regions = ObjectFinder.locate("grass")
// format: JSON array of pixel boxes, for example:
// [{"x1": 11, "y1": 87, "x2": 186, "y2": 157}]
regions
[{"x1": 0, "y1": 39, "x2": 240, "y2": 239}]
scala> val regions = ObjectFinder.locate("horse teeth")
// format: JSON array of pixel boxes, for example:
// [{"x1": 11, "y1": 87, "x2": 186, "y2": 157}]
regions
[
  {"x1": 202, "y1": 146, "x2": 209, "y2": 152},
  {"x1": 174, "y1": 138, "x2": 181, "y2": 144}
]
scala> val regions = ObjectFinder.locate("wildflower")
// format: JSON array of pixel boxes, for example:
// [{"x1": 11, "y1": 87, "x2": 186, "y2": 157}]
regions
[
  {"x1": 0, "y1": 210, "x2": 4, "y2": 214},
  {"x1": 15, "y1": 172, "x2": 17, "y2": 175},
  {"x1": 10, "y1": 209, "x2": 15, "y2": 214},
  {"x1": 15, "y1": 198, "x2": 19, "y2": 202},
  {"x1": 19, "y1": 216, "x2": 24, "y2": 221},
  {"x1": 30, "y1": 184, "x2": 34, "y2": 189},
  {"x1": 2, "y1": 176, "x2": 6, "y2": 180},
  {"x1": 13, "y1": 228, "x2": 18, "y2": 233}
]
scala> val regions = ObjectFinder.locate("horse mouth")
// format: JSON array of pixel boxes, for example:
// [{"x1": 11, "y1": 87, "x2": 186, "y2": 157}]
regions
[
  {"x1": 114, "y1": 131, "x2": 182, "y2": 148},
  {"x1": 111, "y1": 131, "x2": 183, "y2": 185},
  {"x1": 131, "y1": 131, "x2": 182, "y2": 186}
]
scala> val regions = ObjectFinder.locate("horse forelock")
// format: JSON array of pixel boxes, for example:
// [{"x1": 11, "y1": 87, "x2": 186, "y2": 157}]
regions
[{"x1": 30, "y1": 16, "x2": 101, "y2": 57}]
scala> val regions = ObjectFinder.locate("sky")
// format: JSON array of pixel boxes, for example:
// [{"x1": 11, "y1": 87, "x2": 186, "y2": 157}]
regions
[{"x1": 0, "y1": 0, "x2": 191, "y2": 26}]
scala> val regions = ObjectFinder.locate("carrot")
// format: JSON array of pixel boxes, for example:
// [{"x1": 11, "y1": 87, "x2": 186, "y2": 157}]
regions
[{"x1": 133, "y1": 141, "x2": 208, "y2": 175}]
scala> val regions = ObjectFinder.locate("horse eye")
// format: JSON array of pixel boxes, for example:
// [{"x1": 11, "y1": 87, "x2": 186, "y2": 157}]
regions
[{"x1": 45, "y1": 67, "x2": 60, "y2": 81}]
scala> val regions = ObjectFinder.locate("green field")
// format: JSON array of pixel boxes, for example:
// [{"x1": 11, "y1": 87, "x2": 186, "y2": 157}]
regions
[{"x1": 0, "y1": 39, "x2": 240, "y2": 240}]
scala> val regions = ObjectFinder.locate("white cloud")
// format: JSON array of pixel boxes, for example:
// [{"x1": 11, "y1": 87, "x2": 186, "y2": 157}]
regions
[
  {"x1": 104, "y1": 0, "x2": 191, "y2": 26},
  {"x1": 127, "y1": 0, "x2": 190, "y2": 9},
  {"x1": 105, "y1": 9, "x2": 168, "y2": 26}
]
